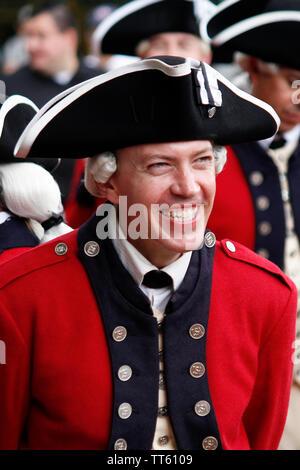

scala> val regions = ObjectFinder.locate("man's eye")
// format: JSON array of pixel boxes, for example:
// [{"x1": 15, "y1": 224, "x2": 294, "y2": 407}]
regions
[
  {"x1": 149, "y1": 41, "x2": 164, "y2": 49},
  {"x1": 150, "y1": 162, "x2": 168, "y2": 168},
  {"x1": 194, "y1": 156, "x2": 213, "y2": 166},
  {"x1": 180, "y1": 40, "x2": 194, "y2": 49},
  {"x1": 147, "y1": 162, "x2": 170, "y2": 174}
]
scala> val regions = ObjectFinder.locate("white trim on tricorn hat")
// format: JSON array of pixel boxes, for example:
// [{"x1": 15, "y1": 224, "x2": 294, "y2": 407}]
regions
[
  {"x1": 14, "y1": 56, "x2": 280, "y2": 160},
  {"x1": 0, "y1": 95, "x2": 59, "y2": 172},
  {"x1": 92, "y1": 0, "x2": 203, "y2": 56},
  {"x1": 92, "y1": 0, "x2": 161, "y2": 55},
  {"x1": 0, "y1": 95, "x2": 38, "y2": 139},
  {"x1": 201, "y1": 0, "x2": 300, "y2": 69},
  {"x1": 202, "y1": 10, "x2": 300, "y2": 46},
  {"x1": 0, "y1": 95, "x2": 38, "y2": 163}
]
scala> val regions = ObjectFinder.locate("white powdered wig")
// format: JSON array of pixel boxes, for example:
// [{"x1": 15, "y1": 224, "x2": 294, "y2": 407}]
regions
[
  {"x1": 234, "y1": 52, "x2": 280, "y2": 75},
  {"x1": 85, "y1": 152, "x2": 117, "y2": 197},
  {"x1": 84, "y1": 144, "x2": 227, "y2": 197},
  {"x1": 0, "y1": 162, "x2": 72, "y2": 243},
  {"x1": 135, "y1": 36, "x2": 211, "y2": 60}
]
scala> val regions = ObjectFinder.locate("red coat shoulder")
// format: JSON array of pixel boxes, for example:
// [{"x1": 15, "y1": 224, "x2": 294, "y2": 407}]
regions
[
  {"x1": 215, "y1": 238, "x2": 294, "y2": 291},
  {"x1": 0, "y1": 229, "x2": 78, "y2": 290}
]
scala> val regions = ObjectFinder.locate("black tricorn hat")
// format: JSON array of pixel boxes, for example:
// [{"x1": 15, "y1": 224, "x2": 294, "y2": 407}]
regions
[
  {"x1": 92, "y1": 0, "x2": 211, "y2": 56},
  {"x1": 201, "y1": 0, "x2": 300, "y2": 70},
  {"x1": 0, "y1": 95, "x2": 60, "y2": 173},
  {"x1": 14, "y1": 56, "x2": 279, "y2": 160}
]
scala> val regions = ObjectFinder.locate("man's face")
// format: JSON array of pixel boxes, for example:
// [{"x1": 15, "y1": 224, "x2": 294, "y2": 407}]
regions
[
  {"x1": 251, "y1": 64, "x2": 300, "y2": 132},
  {"x1": 108, "y1": 140, "x2": 216, "y2": 267},
  {"x1": 140, "y1": 32, "x2": 211, "y2": 62},
  {"x1": 22, "y1": 12, "x2": 75, "y2": 75}
]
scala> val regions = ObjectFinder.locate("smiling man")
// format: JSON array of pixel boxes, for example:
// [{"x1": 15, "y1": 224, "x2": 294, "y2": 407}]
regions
[
  {"x1": 0, "y1": 56, "x2": 297, "y2": 451},
  {"x1": 97, "y1": 140, "x2": 217, "y2": 265}
]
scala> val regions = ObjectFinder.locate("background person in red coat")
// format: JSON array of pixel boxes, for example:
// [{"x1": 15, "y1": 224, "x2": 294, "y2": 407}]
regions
[
  {"x1": 201, "y1": 0, "x2": 300, "y2": 449},
  {"x1": 0, "y1": 56, "x2": 296, "y2": 450},
  {"x1": 0, "y1": 94, "x2": 71, "y2": 263},
  {"x1": 0, "y1": 160, "x2": 72, "y2": 263}
]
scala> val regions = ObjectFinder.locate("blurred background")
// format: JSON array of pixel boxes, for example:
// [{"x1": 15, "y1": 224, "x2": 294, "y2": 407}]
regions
[{"x1": 0, "y1": 0, "x2": 221, "y2": 68}]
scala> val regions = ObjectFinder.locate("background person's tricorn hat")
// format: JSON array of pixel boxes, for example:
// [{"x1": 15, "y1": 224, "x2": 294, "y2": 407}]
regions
[
  {"x1": 0, "y1": 95, "x2": 60, "y2": 173},
  {"x1": 14, "y1": 56, "x2": 280, "y2": 160},
  {"x1": 201, "y1": 0, "x2": 300, "y2": 70},
  {"x1": 0, "y1": 95, "x2": 38, "y2": 161},
  {"x1": 92, "y1": 0, "x2": 212, "y2": 56}
]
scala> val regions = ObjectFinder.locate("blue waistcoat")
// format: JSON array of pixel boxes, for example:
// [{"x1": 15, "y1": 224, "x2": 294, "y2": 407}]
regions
[
  {"x1": 233, "y1": 140, "x2": 300, "y2": 270},
  {"x1": 0, "y1": 217, "x2": 39, "y2": 254},
  {"x1": 77, "y1": 214, "x2": 222, "y2": 450}
]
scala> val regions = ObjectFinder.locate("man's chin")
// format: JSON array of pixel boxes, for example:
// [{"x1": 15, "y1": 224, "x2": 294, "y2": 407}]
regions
[{"x1": 158, "y1": 235, "x2": 204, "y2": 253}]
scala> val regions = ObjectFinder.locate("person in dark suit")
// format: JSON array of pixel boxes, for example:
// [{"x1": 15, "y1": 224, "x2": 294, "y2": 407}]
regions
[{"x1": 1, "y1": 1, "x2": 104, "y2": 208}]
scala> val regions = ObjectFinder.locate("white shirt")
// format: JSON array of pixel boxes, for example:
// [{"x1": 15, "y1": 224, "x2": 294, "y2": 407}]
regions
[
  {"x1": 259, "y1": 124, "x2": 300, "y2": 151},
  {"x1": 52, "y1": 71, "x2": 73, "y2": 85},
  {"x1": 0, "y1": 211, "x2": 12, "y2": 225},
  {"x1": 110, "y1": 215, "x2": 193, "y2": 449},
  {"x1": 112, "y1": 222, "x2": 192, "y2": 312}
]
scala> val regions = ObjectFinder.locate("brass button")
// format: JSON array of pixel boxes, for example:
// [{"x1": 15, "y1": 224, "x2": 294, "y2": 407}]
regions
[
  {"x1": 118, "y1": 402, "x2": 132, "y2": 419},
  {"x1": 189, "y1": 323, "x2": 205, "y2": 340},
  {"x1": 249, "y1": 171, "x2": 263, "y2": 186},
  {"x1": 114, "y1": 438, "x2": 127, "y2": 450},
  {"x1": 256, "y1": 196, "x2": 270, "y2": 211},
  {"x1": 194, "y1": 400, "x2": 211, "y2": 417},
  {"x1": 118, "y1": 365, "x2": 132, "y2": 382},
  {"x1": 112, "y1": 326, "x2": 127, "y2": 342},
  {"x1": 257, "y1": 248, "x2": 270, "y2": 259},
  {"x1": 190, "y1": 362, "x2": 205, "y2": 378},
  {"x1": 54, "y1": 242, "x2": 68, "y2": 256},
  {"x1": 258, "y1": 221, "x2": 272, "y2": 236},
  {"x1": 84, "y1": 240, "x2": 100, "y2": 257},
  {"x1": 204, "y1": 231, "x2": 216, "y2": 248},
  {"x1": 202, "y1": 436, "x2": 218, "y2": 450}
]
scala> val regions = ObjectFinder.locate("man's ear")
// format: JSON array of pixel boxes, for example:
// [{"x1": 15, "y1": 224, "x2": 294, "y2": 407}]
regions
[
  {"x1": 202, "y1": 51, "x2": 213, "y2": 65},
  {"x1": 246, "y1": 57, "x2": 262, "y2": 86},
  {"x1": 64, "y1": 27, "x2": 78, "y2": 51},
  {"x1": 95, "y1": 177, "x2": 120, "y2": 205}
]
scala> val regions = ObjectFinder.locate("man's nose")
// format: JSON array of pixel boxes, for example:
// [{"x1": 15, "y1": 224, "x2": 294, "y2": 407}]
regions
[
  {"x1": 25, "y1": 35, "x2": 39, "y2": 52},
  {"x1": 170, "y1": 167, "x2": 200, "y2": 198}
]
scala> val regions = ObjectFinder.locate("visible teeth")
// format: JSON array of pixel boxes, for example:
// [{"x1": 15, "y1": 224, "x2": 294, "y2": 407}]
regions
[{"x1": 160, "y1": 207, "x2": 198, "y2": 221}]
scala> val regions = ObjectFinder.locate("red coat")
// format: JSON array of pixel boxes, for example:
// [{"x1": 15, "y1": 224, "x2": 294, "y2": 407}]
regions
[
  {"x1": 0, "y1": 247, "x2": 35, "y2": 264},
  {"x1": 63, "y1": 159, "x2": 105, "y2": 229},
  {"x1": 0, "y1": 228, "x2": 296, "y2": 450},
  {"x1": 209, "y1": 146, "x2": 256, "y2": 250},
  {"x1": 208, "y1": 142, "x2": 300, "y2": 270}
]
